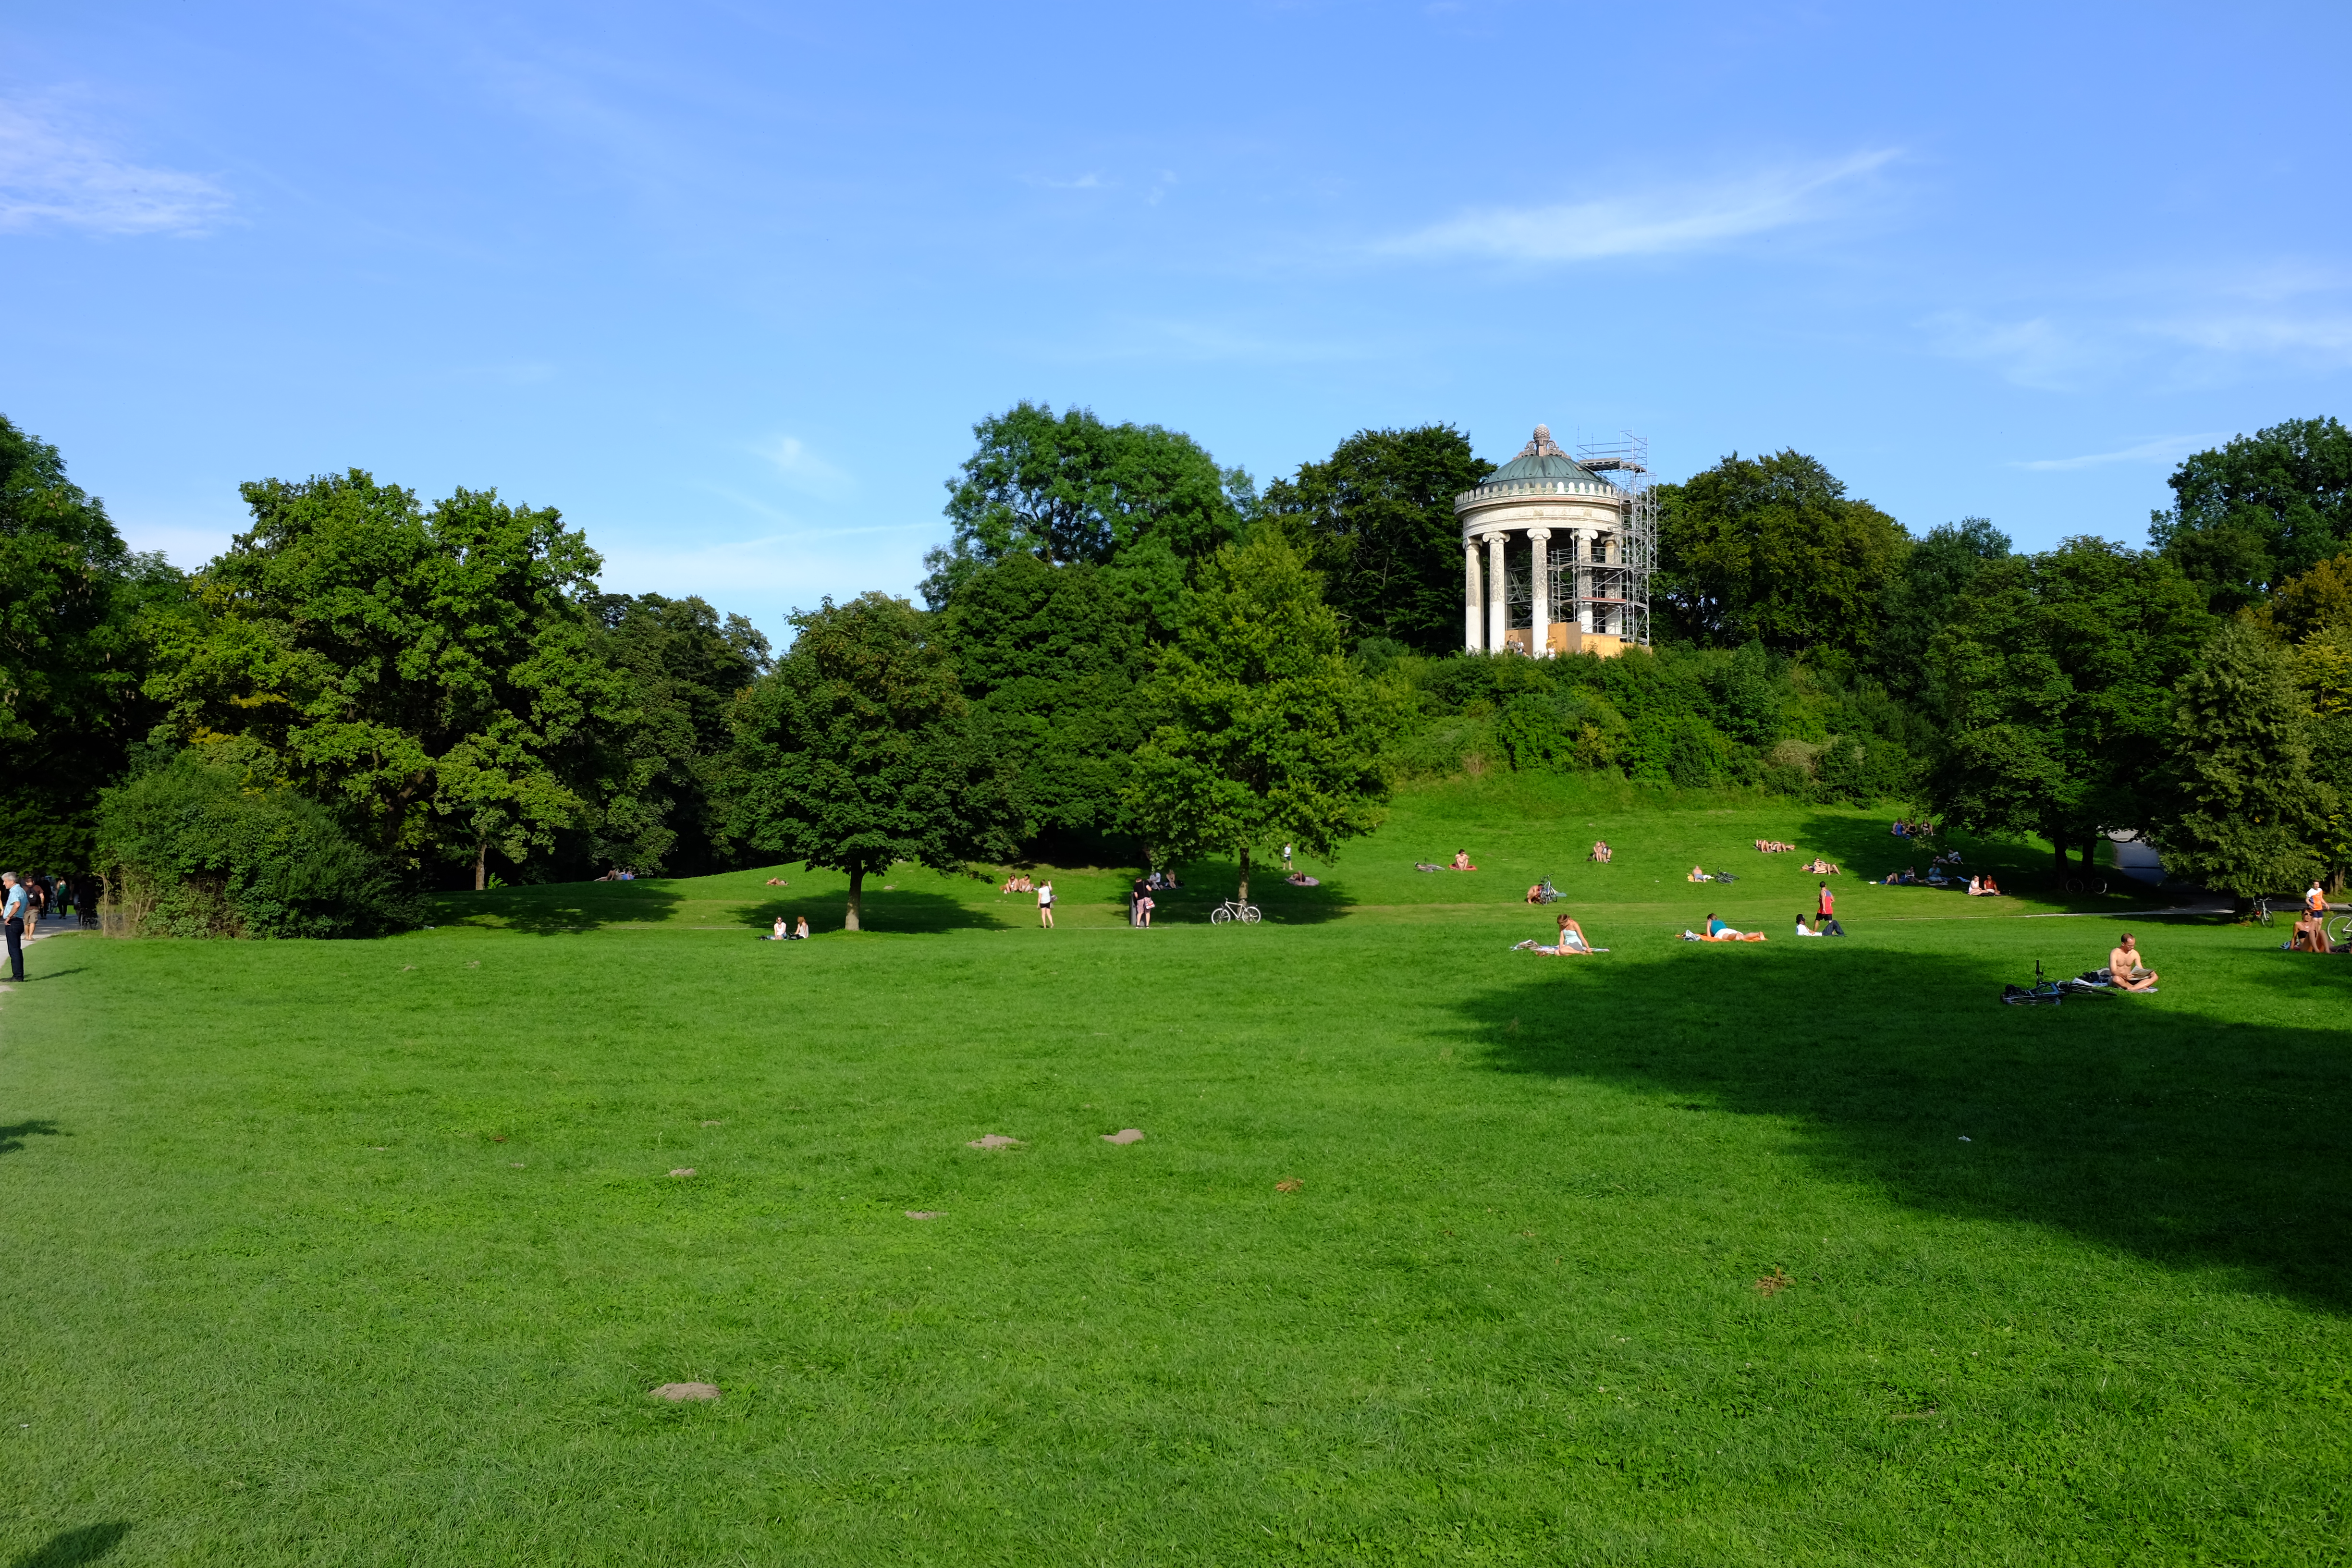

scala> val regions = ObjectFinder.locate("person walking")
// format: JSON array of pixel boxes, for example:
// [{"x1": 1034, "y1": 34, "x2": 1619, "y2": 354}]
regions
[
  {"x1": 1815, "y1": 882, "x2": 1845, "y2": 936},
  {"x1": 1037, "y1": 880, "x2": 1054, "y2": 929},
  {"x1": 22, "y1": 876, "x2": 42, "y2": 938},
  {"x1": 2, "y1": 872, "x2": 25, "y2": 982}
]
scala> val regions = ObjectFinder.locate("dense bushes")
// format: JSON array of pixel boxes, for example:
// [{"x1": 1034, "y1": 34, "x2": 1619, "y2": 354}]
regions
[
  {"x1": 95, "y1": 747, "x2": 420, "y2": 938},
  {"x1": 1378, "y1": 643, "x2": 1925, "y2": 803}
]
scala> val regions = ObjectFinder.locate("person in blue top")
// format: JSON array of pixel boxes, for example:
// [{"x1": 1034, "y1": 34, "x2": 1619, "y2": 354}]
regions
[{"x1": 2, "y1": 871, "x2": 25, "y2": 982}]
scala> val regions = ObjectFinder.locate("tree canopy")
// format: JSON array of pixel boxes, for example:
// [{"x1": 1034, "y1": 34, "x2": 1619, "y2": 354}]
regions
[
  {"x1": 919, "y1": 402, "x2": 1254, "y2": 608},
  {"x1": 1873, "y1": 516, "x2": 2012, "y2": 701},
  {"x1": 2151, "y1": 416, "x2": 2352, "y2": 614},
  {"x1": 727, "y1": 592, "x2": 1013, "y2": 929},
  {"x1": 1124, "y1": 533, "x2": 1402, "y2": 903},
  {"x1": 146, "y1": 470, "x2": 634, "y2": 880},
  {"x1": 1927, "y1": 538, "x2": 2211, "y2": 867},
  {"x1": 1260, "y1": 425, "x2": 1494, "y2": 654},
  {"x1": 1655, "y1": 451, "x2": 1909, "y2": 657}
]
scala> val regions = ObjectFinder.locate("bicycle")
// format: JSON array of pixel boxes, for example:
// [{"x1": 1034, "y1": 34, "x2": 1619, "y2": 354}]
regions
[
  {"x1": 2061, "y1": 876, "x2": 2108, "y2": 896},
  {"x1": 1208, "y1": 899, "x2": 1262, "y2": 925},
  {"x1": 2330, "y1": 915, "x2": 2352, "y2": 947},
  {"x1": 2251, "y1": 897, "x2": 2273, "y2": 927}
]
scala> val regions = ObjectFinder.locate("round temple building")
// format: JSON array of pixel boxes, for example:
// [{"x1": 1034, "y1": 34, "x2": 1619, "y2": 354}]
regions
[{"x1": 1458, "y1": 425, "x2": 1653, "y2": 657}]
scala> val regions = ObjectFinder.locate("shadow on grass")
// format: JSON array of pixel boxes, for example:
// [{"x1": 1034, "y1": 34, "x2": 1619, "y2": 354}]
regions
[
  {"x1": 1460, "y1": 944, "x2": 2352, "y2": 1313},
  {"x1": 1152, "y1": 861, "x2": 1359, "y2": 926},
  {"x1": 0, "y1": 1120, "x2": 61, "y2": 1156},
  {"x1": 10, "y1": 1523, "x2": 130, "y2": 1567},
  {"x1": 731, "y1": 892, "x2": 1013, "y2": 935},
  {"x1": 427, "y1": 881, "x2": 685, "y2": 935}
]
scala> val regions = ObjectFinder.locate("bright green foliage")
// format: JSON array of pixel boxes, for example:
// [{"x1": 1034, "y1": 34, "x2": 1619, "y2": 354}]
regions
[
  {"x1": 1260, "y1": 425, "x2": 1495, "y2": 654},
  {"x1": 2155, "y1": 619, "x2": 2335, "y2": 898},
  {"x1": 727, "y1": 593, "x2": 1014, "y2": 930},
  {"x1": 146, "y1": 472, "x2": 633, "y2": 881},
  {"x1": 2151, "y1": 416, "x2": 2352, "y2": 613},
  {"x1": 587, "y1": 594, "x2": 772, "y2": 877},
  {"x1": 94, "y1": 742, "x2": 416, "y2": 937},
  {"x1": 919, "y1": 402, "x2": 1254, "y2": 608},
  {"x1": 935, "y1": 553, "x2": 1169, "y2": 854},
  {"x1": 1874, "y1": 516, "x2": 2012, "y2": 699},
  {"x1": 0, "y1": 415, "x2": 183, "y2": 870},
  {"x1": 2263, "y1": 550, "x2": 2352, "y2": 641},
  {"x1": 1125, "y1": 534, "x2": 1402, "y2": 902},
  {"x1": 1929, "y1": 538, "x2": 2211, "y2": 867},
  {"x1": 1656, "y1": 450, "x2": 1909, "y2": 656}
]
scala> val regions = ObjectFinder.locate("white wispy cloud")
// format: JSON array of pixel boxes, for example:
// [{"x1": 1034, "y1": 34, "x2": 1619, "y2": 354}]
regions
[
  {"x1": 753, "y1": 436, "x2": 855, "y2": 499},
  {"x1": 0, "y1": 100, "x2": 228, "y2": 235},
  {"x1": 1029, "y1": 172, "x2": 1107, "y2": 190},
  {"x1": 2151, "y1": 311, "x2": 2352, "y2": 367},
  {"x1": 1374, "y1": 149, "x2": 1898, "y2": 264},
  {"x1": 2012, "y1": 434, "x2": 2229, "y2": 473},
  {"x1": 1921, "y1": 312, "x2": 2103, "y2": 391}
]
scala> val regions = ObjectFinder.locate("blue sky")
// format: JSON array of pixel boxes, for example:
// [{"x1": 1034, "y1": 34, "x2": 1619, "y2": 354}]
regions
[{"x1": 6, "y1": 0, "x2": 2350, "y2": 636}]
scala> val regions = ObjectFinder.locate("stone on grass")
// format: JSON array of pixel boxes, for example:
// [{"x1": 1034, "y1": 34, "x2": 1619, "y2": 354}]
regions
[
  {"x1": 650, "y1": 1381, "x2": 720, "y2": 1402},
  {"x1": 905, "y1": 1210, "x2": 943, "y2": 1220},
  {"x1": 669, "y1": 1167, "x2": 697, "y2": 1178},
  {"x1": 1102, "y1": 1128, "x2": 1145, "y2": 1145},
  {"x1": 966, "y1": 1134, "x2": 1022, "y2": 1150}
]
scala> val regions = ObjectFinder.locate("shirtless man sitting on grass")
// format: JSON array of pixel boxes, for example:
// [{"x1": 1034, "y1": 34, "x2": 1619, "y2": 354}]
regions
[{"x1": 2108, "y1": 933, "x2": 2158, "y2": 992}]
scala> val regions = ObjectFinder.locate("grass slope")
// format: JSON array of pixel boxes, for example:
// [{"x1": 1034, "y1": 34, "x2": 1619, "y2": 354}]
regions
[{"x1": 2, "y1": 779, "x2": 2345, "y2": 1566}]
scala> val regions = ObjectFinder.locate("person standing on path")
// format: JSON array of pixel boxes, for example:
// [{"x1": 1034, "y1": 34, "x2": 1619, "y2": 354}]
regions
[
  {"x1": 1037, "y1": 880, "x2": 1054, "y2": 929},
  {"x1": 21, "y1": 876, "x2": 41, "y2": 937},
  {"x1": 2, "y1": 872, "x2": 25, "y2": 982}
]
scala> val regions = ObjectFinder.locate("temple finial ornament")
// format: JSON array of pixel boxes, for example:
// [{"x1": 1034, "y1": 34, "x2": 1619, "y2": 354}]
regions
[{"x1": 1515, "y1": 424, "x2": 1567, "y2": 459}]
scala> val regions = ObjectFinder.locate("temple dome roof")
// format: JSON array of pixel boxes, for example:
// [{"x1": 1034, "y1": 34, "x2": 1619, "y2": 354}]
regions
[{"x1": 1483, "y1": 425, "x2": 1601, "y2": 485}]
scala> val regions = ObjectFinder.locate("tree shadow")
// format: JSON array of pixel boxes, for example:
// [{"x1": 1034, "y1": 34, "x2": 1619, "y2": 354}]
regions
[
  {"x1": 730, "y1": 893, "x2": 1013, "y2": 936},
  {"x1": 1151, "y1": 859, "x2": 1359, "y2": 925},
  {"x1": 1459, "y1": 944, "x2": 2352, "y2": 1313},
  {"x1": 0, "y1": 1120, "x2": 61, "y2": 1156},
  {"x1": 10, "y1": 1523, "x2": 131, "y2": 1567},
  {"x1": 426, "y1": 881, "x2": 686, "y2": 935}
]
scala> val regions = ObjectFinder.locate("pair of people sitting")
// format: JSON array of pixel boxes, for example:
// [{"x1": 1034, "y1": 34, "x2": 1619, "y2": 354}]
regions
[
  {"x1": 1514, "y1": 913, "x2": 1604, "y2": 956},
  {"x1": 1965, "y1": 874, "x2": 2001, "y2": 896},
  {"x1": 1685, "y1": 913, "x2": 1766, "y2": 942},
  {"x1": 767, "y1": 915, "x2": 811, "y2": 940},
  {"x1": 1000, "y1": 874, "x2": 1036, "y2": 894},
  {"x1": 1800, "y1": 857, "x2": 1840, "y2": 875},
  {"x1": 1753, "y1": 839, "x2": 1796, "y2": 853},
  {"x1": 1883, "y1": 867, "x2": 1921, "y2": 886},
  {"x1": 1588, "y1": 841, "x2": 1613, "y2": 862},
  {"x1": 1144, "y1": 869, "x2": 1181, "y2": 891}
]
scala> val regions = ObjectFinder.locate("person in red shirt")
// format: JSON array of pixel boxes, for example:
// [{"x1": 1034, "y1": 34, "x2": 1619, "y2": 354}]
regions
[{"x1": 1815, "y1": 882, "x2": 1845, "y2": 936}]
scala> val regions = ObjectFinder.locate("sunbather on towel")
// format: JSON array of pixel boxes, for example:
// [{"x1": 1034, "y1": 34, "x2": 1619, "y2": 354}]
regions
[{"x1": 2107, "y1": 934, "x2": 2158, "y2": 991}]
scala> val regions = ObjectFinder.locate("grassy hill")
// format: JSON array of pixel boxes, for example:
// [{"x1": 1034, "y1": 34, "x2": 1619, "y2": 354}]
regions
[{"x1": 1, "y1": 780, "x2": 2343, "y2": 1565}]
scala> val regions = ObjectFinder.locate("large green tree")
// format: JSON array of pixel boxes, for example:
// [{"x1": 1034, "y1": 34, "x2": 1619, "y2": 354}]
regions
[
  {"x1": 2151, "y1": 417, "x2": 2352, "y2": 615},
  {"x1": 1927, "y1": 538, "x2": 2210, "y2": 873},
  {"x1": 2151, "y1": 618, "x2": 2335, "y2": 901},
  {"x1": 919, "y1": 402, "x2": 1253, "y2": 607},
  {"x1": 0, "y1": 415, "x2": 182, "y2": 871},
  {"x1": 1655, "y1": 450, "x2": 1909, "y2": 657},
  {"x1": 1873, "y1": 516, "x2": 2011, "y2": 700},
  {"x1": 1260, "y1": 425, "x2": 1495, "y2": 654},
  {"x1": 586, "y1": 593, "x2": 771, "y2": 877},
  {"x1": 934, "y1": 552, "x2": 1173, "y2": 855},
  {"x1": 1124, "y1": 533, "x2": 1403, "y2": 905},
  {"x1": 147, "y1": 471, "x2": 637, "y2": 885},
  {"x1": 727, "y1": 593, "x2": 1014, "y2": 930}
]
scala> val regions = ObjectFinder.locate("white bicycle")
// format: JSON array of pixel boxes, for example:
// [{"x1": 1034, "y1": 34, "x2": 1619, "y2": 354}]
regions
[{"x1": 1208, "y1": 899, "x2": 1262, "y2": 925}]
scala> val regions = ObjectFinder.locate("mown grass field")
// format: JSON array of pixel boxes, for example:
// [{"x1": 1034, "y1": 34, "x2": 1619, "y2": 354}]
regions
[{"x1": 2, "y1": 776, "x2": 2346, "y2": 1566}]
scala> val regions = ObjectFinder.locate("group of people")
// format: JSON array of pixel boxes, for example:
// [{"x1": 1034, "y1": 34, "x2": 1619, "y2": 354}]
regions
[
  {"x1": 2291, "y1": 881, "x2": 2339, "y2": 953},
  {"x1": 1000, "y1": 873, "x2": 1038, "y2": 894},
  {"x1": 1800, "y1": 857, "x2": 1839, "y2": 875},
  {"x1": 1, "y1": 870, "x2": 88, "y2": 981},
  {"x1": 1753, "y1": 839, "x2": 1798, "y2": 853},
  {"x1": 1588, "y1": 840, "x2": 1612, "y2": 862},
  {"x1": 593, "y1": 868, "x2": 637, "y2": 882},
  {"x1": 1891, "y1": 817, "x2": 1940, "y2": 838},
  {"x1": 765, "y1": 915, "x2": 812, "y2": 941}
]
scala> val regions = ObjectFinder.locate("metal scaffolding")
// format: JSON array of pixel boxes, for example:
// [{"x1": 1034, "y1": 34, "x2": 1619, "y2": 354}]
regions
[{"x1": 1557, "y1": 431, "x2": 1652, "y2": 648}]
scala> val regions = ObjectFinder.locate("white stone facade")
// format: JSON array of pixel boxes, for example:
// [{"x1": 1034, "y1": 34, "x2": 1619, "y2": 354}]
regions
[{"x1": 1456, "y1": 426, "x2": 1632, "y2": 658}]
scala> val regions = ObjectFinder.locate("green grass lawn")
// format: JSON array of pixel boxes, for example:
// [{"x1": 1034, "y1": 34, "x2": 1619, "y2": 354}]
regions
[{"x1": 3, "y1": 777, "x2": 2346, "y2": 1565}]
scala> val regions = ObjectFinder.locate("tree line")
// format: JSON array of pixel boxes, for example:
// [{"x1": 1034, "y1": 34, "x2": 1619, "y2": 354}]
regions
[{"x1": 3, "y1": 404, "x2": 2346, "y2": 931}]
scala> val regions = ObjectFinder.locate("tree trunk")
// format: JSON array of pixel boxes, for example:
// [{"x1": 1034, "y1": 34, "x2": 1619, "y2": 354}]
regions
[
  {"x1": 2079, "y1": 837, "x2": 2097, "y2": 877},
  {"x1": 1237, "y1": 845, "x2": 1251, "y2": 908},
  {"x1": 474, "y1": 841, "x2": 488, "y2": 893},
  {"x1": 845, "y1": 861, "x2": 864, "y2": 932},
  {"x1": 2050, "y1": 829, "x2": 2069, "y2": 877}
]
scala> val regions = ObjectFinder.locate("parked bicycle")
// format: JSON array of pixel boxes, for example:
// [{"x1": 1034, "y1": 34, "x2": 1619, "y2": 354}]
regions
[
  {"x1": 2061, "y1": 876, "x2": 2109, "y2": 896},
  {"x1": 2251, "y1": 897, "x2": 2274, "y2": 927},
  {"x1": 1208, "y1": 899, "x2": 1262, "y2": 925}
]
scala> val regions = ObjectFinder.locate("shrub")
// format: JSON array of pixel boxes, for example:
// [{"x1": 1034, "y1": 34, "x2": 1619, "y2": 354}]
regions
[{"x1": 96, "y1": 747, "x2": 420, "y2": 938}]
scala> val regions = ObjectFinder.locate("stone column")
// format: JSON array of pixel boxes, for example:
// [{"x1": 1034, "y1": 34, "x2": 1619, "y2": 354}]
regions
[
  {"x1": 1526, "y1": 528, "x2": 1551, "y2": 657},
  {"x1": 1463, "y1": 542, "x2": 1482, "y2": 652},
  {"x1": 1574, "y1": 528, "x2": 1594, "y2": 633},
  {"x1": 1484, "y1": 531, "x2": 1509, "y2": 653}
]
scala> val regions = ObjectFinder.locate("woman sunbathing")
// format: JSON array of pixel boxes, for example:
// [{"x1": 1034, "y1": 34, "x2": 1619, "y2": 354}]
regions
[
  {"x1": 1450, "y1": 851, "x2": 1478, "y2": 870},
  {"x1": 1514, "y1": 913, "x2": 1605, "y2": 956},
  {"x1": 2290, "y1": 912, "x2": 2334, "y2": 953},
  {"x1": 1588, "y1": 841, "x2": 1613, "y2": 862},
  {"x1": 1800, "y1": 858, "x2": 1840, "y2": 875}
]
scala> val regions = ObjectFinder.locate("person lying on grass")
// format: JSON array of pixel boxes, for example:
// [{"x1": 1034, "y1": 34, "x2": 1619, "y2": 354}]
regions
[
  {"x1": 2107, "y1": 934, "x2": 2158, "y2": 991},
  {"x1": 1514, "y1": 913, "x2": 1606, "y2": 955},
  {"x1": 1753, "y1": 839, "x2": 1796, "y2": 853},
  {"x1": 1682, "y1": 913, "x2": 1766, "y2": 942},
  {"x1": 2290, "y1": 911, "x2": 2334, "y2": 953},
  {"x1": 1801, "y1": 857, "x2": 1840, "y2": 875}
]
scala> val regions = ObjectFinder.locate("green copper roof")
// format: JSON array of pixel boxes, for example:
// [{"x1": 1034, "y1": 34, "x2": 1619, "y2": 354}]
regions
[{"x1": 1482, "y1": 426, "x2": 1603, "y2": 486}]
